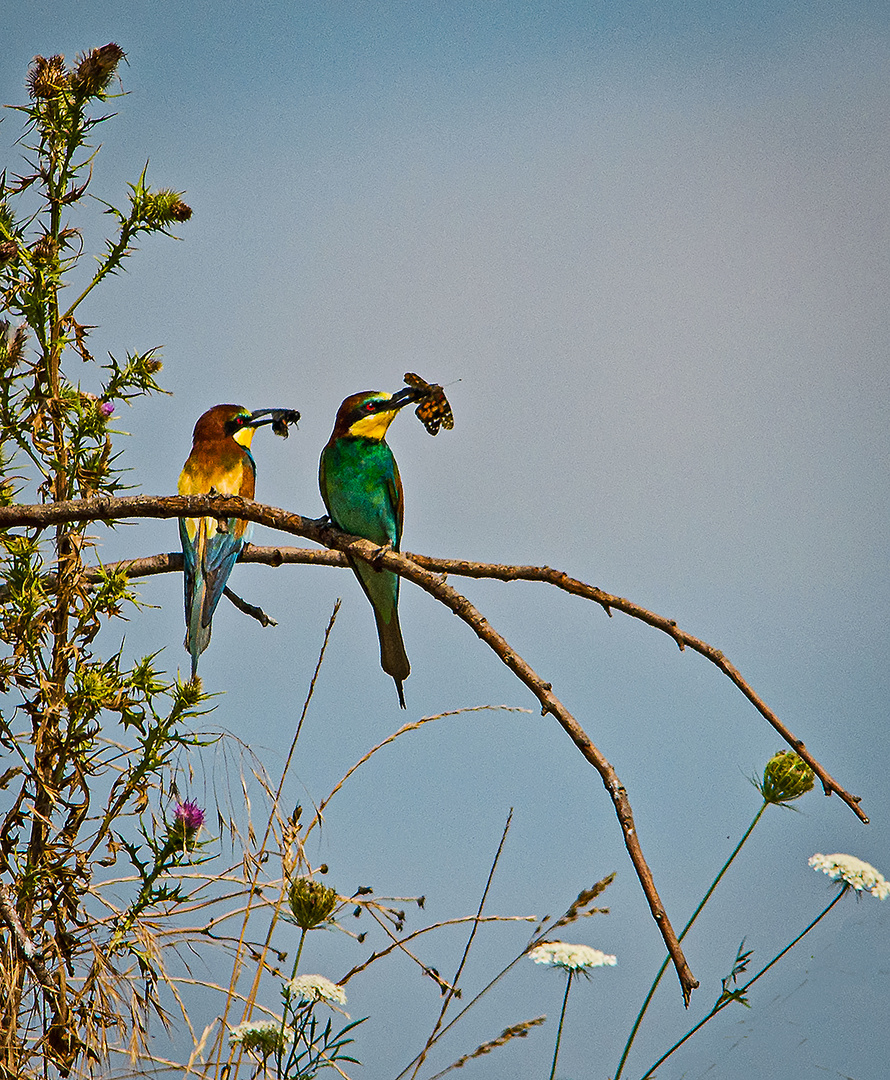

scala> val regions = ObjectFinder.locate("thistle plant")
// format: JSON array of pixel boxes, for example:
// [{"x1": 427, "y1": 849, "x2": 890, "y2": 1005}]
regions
[
  {"x1": 0, "y1": 44, "x2": 204, "y2": 1077},
  {"x1": 111, "y1": 798, "x2": 208, "y2": 950}
]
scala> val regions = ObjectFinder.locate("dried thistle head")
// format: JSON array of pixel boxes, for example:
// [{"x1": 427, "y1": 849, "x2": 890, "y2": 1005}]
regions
[
  {"x1": 758, "y1": 750, "x2": 815, "y2": 805},
  {"x1": 168, "y1": 199, "x2": 192, "y2": 222},
  {"x1": 28, "y1": 54, "x2": 69, "y2": 99},
  {"x1": 70, "y1": 43, "x2": 125, "y2": 98},
  {"x1": 0, "y1": 239, "x2": 18, "y2": 264},
  {"x1": 287, "y1": 876, "x2": 339, "y2": 930},
  {"x1": 0, "y1": 321, "x2": 27, "y2": 369},
  {"x1": 31, "y1": 233, "x2": 58, "y2": 265}
]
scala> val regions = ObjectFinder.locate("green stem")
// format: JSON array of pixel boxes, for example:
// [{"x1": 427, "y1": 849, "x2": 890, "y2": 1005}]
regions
[
  {"x1": 614, "y1": 800, "x2": 768, "y2": 1079},
  {"x1": 548, "y1": 973, "x2": 573, "y2": 1080},
  {"x1": 275, "y1": 928, "x2": 310, "y2": 1078},
  {"x1": 61, "y1": 220, "x2": 135, "y2": 322},
  {"x1": 289, "y1": 928, "x2": 308, "y2": 982},
  {"x1": 635, "y1": 888, "x2": 846, "y2": 1080}
]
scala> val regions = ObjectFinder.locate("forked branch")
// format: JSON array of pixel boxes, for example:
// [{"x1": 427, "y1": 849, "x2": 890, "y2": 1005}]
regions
[{"x1": 0, "y1": 492, "x2": 870, "y2": 998}]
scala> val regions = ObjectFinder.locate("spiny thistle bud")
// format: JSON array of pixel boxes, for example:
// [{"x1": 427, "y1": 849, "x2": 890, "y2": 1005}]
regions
[
  {"x1": 287, "y1": 876, "x2": 339, "y2": 930},
  {"x1": 131, "y1": 188, "x2": 192, "y2": 228},
  {"x1": 31, "y1": 234, "x2": 58, "y2": 265},
  {"x1": 169, "y1": 799, "x2": 205, "y2": 849},
  {"x1": 0, "y1": 240, "x2": 18, "y2": 264},
  {"x1": 70, "y1": 43, "x2": 125, "y2": 98},
  {"x1": 27, "y1": 54, "x2": 69, "y2": 99},
  {"x1": 759, "y1": 750, "x2": 815, "y2": 805}
]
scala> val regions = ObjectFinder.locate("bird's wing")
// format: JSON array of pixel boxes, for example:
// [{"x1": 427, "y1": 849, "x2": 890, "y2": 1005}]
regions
[
  {"x1": 196, "y1": 530, "x2": 242, "y2": 628},
  {"x1": 385, "y1": 452, "x2": 405, "y2": 548}
]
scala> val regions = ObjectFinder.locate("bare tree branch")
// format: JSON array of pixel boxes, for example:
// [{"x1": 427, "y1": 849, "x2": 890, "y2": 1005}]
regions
[
  {"x1": 80, "y1": 537, "x2": 867, "y2": 825},
  {"x1": 0, "y1": 492, "x2": 870, "y2": 1000}
]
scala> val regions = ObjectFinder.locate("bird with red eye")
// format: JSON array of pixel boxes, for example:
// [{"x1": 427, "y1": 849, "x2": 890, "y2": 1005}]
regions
[
  {"x1": 178, "y1": 404, "x2": 300, "y2": 678},
  {"x1": 319, "y1": 384, "x2": 433, "y2": 707}
]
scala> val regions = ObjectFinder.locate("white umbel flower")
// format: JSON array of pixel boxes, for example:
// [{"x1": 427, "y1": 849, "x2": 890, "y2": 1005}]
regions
[
  {"x1": 228, "y1": 1019, "x2": 293, "y2": 1053},
  {"x1": 809, "y1": 853, "x2": 890, "y2": 899},
  {"x1": 528, "y1": 941, "x2": 617, "y2": 973},
  {"x1": 288, "y1": 973, "x2": 348, "y2": 1006}
]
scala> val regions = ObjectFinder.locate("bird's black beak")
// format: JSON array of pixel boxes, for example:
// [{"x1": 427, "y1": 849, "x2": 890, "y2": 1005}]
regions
[{"x1": 387, "y1": 387, "x2": 423, "y2": 411}]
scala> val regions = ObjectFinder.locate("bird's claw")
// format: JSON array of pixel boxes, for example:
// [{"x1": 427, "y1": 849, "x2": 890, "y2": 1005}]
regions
[{"x1": 371, "y1": 541, "x2": 394, "y2": 568}]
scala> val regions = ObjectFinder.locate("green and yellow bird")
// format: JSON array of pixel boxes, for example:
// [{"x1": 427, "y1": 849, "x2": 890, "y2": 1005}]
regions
[
  {"x1": 319, "y1": 387, "x2": 423, "y2": 708},
  {"x1": 178, "y1": 403, "x2": 299, "y2": 677}
]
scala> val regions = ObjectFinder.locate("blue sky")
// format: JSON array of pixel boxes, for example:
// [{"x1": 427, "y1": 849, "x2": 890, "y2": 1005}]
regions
[{"x1": 4, "y1": 3, "x2": 890, "y2": 1078}]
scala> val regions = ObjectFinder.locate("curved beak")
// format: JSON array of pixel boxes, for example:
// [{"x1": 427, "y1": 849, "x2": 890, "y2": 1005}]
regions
[{"x1": 386, "y1": 387, "x2": 423, "y2": 411}]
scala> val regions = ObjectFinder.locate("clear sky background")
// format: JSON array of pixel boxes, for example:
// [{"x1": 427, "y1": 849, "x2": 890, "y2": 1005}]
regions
[{"x1": 3, "y1": 3, "x2": 889, "y2": 1078}]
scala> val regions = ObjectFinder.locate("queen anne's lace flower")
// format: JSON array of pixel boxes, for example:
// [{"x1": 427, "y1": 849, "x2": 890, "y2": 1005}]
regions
[
  {"x1": 809, "y1": 853, "x2": 890, "y2": 899},
  {"x1": 228, "y1": 1019, "x2": 293, "y2": 1053},
  {"x1": 528, "y1": 941, "x2": 617, "y2": 973},
  {"x1": 288, "y1": 973, "x2": 348, "y2": 1006},
  {"x1": 287, "y1": 876, "x2": 339, "y2": 929}
]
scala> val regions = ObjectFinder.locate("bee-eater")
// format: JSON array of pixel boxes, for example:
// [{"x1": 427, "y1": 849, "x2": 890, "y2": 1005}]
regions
[
  {"x1": 318, "y1": 388, "x2": 423, "y2": 708},
  {"x1": 178, "y1": 404, "x2": 299, "y2": 678}
]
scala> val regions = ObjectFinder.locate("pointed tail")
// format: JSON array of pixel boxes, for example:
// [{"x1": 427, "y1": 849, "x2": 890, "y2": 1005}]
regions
[
  {"x1": 373, "y1": 604, "x2": 409, "y2": 709},
  {"x1": 350, "y1": 556, "x2": 410, "y2": 708}
]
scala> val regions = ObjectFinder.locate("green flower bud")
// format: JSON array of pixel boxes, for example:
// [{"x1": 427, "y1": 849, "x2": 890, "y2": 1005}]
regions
[
  {"x1": 759, "y1": 750, "x2": 815, "y2": 805},
  {"x1": 287, "y1": 876, "x2": 338, "y2": 930}
]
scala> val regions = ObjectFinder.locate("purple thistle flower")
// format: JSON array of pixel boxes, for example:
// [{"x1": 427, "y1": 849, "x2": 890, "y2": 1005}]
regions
[
  {"x1": 99, "y1": 400, "x2": 114, "y2": 418},
  {"x1": 170, "y1": 799, "x2": 205, "y2": 849},
  {"x1": 174, "y1": 799, "x2": 205, "y2": 832}
]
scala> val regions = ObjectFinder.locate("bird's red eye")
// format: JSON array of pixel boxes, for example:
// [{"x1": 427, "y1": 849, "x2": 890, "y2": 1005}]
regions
[{"x1": 364, "y1": 402, "x2": 375, "y2": 412}]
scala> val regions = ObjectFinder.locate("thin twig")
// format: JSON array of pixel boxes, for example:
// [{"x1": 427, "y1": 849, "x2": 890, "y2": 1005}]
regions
[
  {"x1": 214, "y1": 602, "x2": 341, "y2": 1078},
  {"x1": 222, "y1": 586, "x2": 277, "y2": 627},
  {"x1": 337, "y1": 915, "x2": 537, "y2": 985},
  {"x1": 305, "y1": 707, "x2": 530, "y2": 841},
  {"x1": 410, "y1": 810, "x2": 514, "y2": 1078}
]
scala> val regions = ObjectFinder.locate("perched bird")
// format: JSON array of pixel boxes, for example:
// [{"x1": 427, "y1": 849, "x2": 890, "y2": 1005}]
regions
[
  {"x1": 178, "y1": 404, "x2": 299, "y2": 677},
  {"x1": 319, "y1": 387, "x2": 423, "y2": 708}
]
